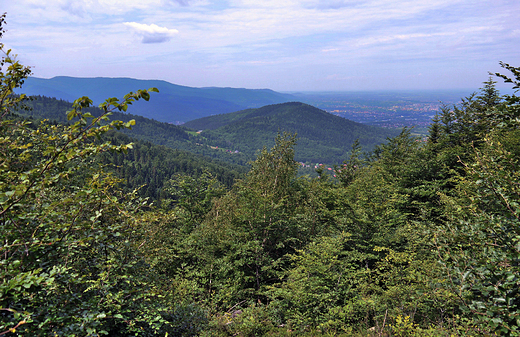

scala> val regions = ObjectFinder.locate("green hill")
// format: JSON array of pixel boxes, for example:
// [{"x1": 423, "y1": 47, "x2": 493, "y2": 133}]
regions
[
  {"x1": 184, "y1": 102, "x2": 400, "y2": 163},
  {"x1": 19, "y1": 76, "x2": 294, "y2": 123},
  {"x1": 20, "y1": 95, "x2": 253, "y2": 165},
  {"x1": 20, "y1": 96, "x2": 399, "y2": 165},
  {"x1": 14, "y1": 96, "x2": 248, "y2": 201}
]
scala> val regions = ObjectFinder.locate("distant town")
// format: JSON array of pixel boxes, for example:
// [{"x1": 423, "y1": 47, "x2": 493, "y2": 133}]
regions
[
  {"x1": 321, "y1": 101, "x2": 440, "y2": 127},
  {"x1": 295, "y1": 90, "x2": 471, "y2": 132}
]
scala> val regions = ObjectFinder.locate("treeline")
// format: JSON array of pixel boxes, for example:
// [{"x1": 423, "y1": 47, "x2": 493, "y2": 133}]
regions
[{"x1": 150, "y1": 72, "x2": 517, "y2": 336}]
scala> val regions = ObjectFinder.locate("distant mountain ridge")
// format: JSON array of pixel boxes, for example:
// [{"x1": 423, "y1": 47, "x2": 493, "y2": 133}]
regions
[
  {"x1": 184, "y1": 102, "x2": 400, "y2": 163},
  {"x1": 19, "y1": 76, "x2": 294, "y2": 123}
]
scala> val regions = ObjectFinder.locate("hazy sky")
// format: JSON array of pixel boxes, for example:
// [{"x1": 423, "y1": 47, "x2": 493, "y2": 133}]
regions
[{"x1": 2, "y1": 0, "x2": 519, "y2": 91}]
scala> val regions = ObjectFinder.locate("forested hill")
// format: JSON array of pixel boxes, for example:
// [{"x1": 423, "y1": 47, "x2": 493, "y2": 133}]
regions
[
  {"x1": 14, "y1": 96, "x2": 248, "y2": 201},
  {"x1": 19, "y1": 95, "x2": 253, "y2": 165},
  {"x1": 18, "y1": 76, "x2": 294, "y2": 123},
  {"x1": 184, "y1": 102, "x2": 400, "y2": 163},
  {"x1": 21, "y1": 96, "x2": 398, "y2": 165}
]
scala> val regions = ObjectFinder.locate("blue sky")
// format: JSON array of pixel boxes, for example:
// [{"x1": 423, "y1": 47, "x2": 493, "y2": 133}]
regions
[{"x1": 2, "y1": 0, "x2": 519, "y2": 91}]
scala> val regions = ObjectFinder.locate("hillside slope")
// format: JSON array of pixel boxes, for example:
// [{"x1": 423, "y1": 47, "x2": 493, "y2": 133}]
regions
[
  {"x1": 18, "y1": 95, "x2": 253, "y2": 165},
  {"x1": 19, "y1": 76, "x2": 294, "y2": 123},
  {"x1": 184, "y1": 102, "x2": 400, "y2": 163}
]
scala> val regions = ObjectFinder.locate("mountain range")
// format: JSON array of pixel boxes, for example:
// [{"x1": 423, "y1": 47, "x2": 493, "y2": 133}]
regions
[
  {"x1": 19, "y1": 96, "x2": 398, "y2": 165},
  {"x1": 19, "y1": 76, "x2": 295, "y2": 124}
]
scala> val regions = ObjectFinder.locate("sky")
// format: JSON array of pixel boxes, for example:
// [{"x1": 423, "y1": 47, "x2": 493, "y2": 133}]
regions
[{"x1": 2, "y1": 0, "x2": 520, "y2": 91}]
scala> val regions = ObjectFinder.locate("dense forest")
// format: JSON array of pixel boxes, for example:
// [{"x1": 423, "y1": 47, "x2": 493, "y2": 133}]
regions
[
  {"x1": 20, "y1": 95, "x2": 398, "y2": 166},
  {"x1": 2, "y1": 14, "x2": 520, "y2": 337},
  {"x1": 17, "y1": 95, "x2": 253, "y2": 166},
  {"x1": 184, "y1": 102, "x2": 399, "y2": 163}
]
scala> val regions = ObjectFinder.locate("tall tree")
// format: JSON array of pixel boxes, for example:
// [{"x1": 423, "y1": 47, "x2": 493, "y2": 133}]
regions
[{"x1": 436, "y1": 63, "x2": 520, "y2": 336}]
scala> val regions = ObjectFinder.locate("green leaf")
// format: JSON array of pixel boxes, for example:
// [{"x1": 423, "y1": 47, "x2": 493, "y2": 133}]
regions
[
  {"x1": 124, "y1": 120, "x2": 135, "y2": 128},
  {"x1": 66, "y1": 109, "x2": 77, "y2": 120}
]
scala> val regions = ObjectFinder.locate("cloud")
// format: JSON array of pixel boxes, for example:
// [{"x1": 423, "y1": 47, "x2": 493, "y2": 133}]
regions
[
  {"x1": 60, "y1": 0, "x2": 89, "y2": 18},
  {"x1": 355, "y1": 32, "x2": 454, "y2": 47},
  {"x1": 325, "y1": 74, "x2": 357, "y2": 80},
  {"x1": 124, "y1": 22, "x2": 179, "y2": 43},
  {"x1": 161, "y1": 0, "x2": 212, "y2": 7},
  {"x1": 303, "y1": 0, "x2": 363, "y2": 10},
  {"x1": 164, "y1": 0, "x2": 191, "y2": 5}
]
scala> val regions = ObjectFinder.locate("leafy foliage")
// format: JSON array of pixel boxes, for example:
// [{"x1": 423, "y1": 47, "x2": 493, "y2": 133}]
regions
[
  {"x1": 0, "y1": 17, "x2": 175, "y2": 335},
  {"x1": 434, "y1": 65, "x2": 520, "y2": 336}
]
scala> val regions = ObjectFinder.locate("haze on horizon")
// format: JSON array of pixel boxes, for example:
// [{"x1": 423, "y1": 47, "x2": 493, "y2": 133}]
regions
[{"x1": 3, "y1": 0, "x2": 519, "y2": 92}]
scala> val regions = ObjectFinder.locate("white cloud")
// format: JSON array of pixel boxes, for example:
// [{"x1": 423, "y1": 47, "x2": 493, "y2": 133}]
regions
[
  {"x1": 124, "y1": 22, "x2": 179, "y2": 43},
  {"x1": 322, "y1": 48, "x2": 339, "y2": 52},
  {"x1": 302, "y1": 0, "x2": 363, "y2": 10},
  {"x1": 163, "y1": 0, "x2": 191, "y2": 5},
  {"x1": 7, "y1": 0, "x2": 163, "y2": 22},
  {"x1": 60, "y1": 0, "x2": 90, "y2": 18},
  {"x1": 355, "y1": 32, "x2": 454, "y2": 47}
]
